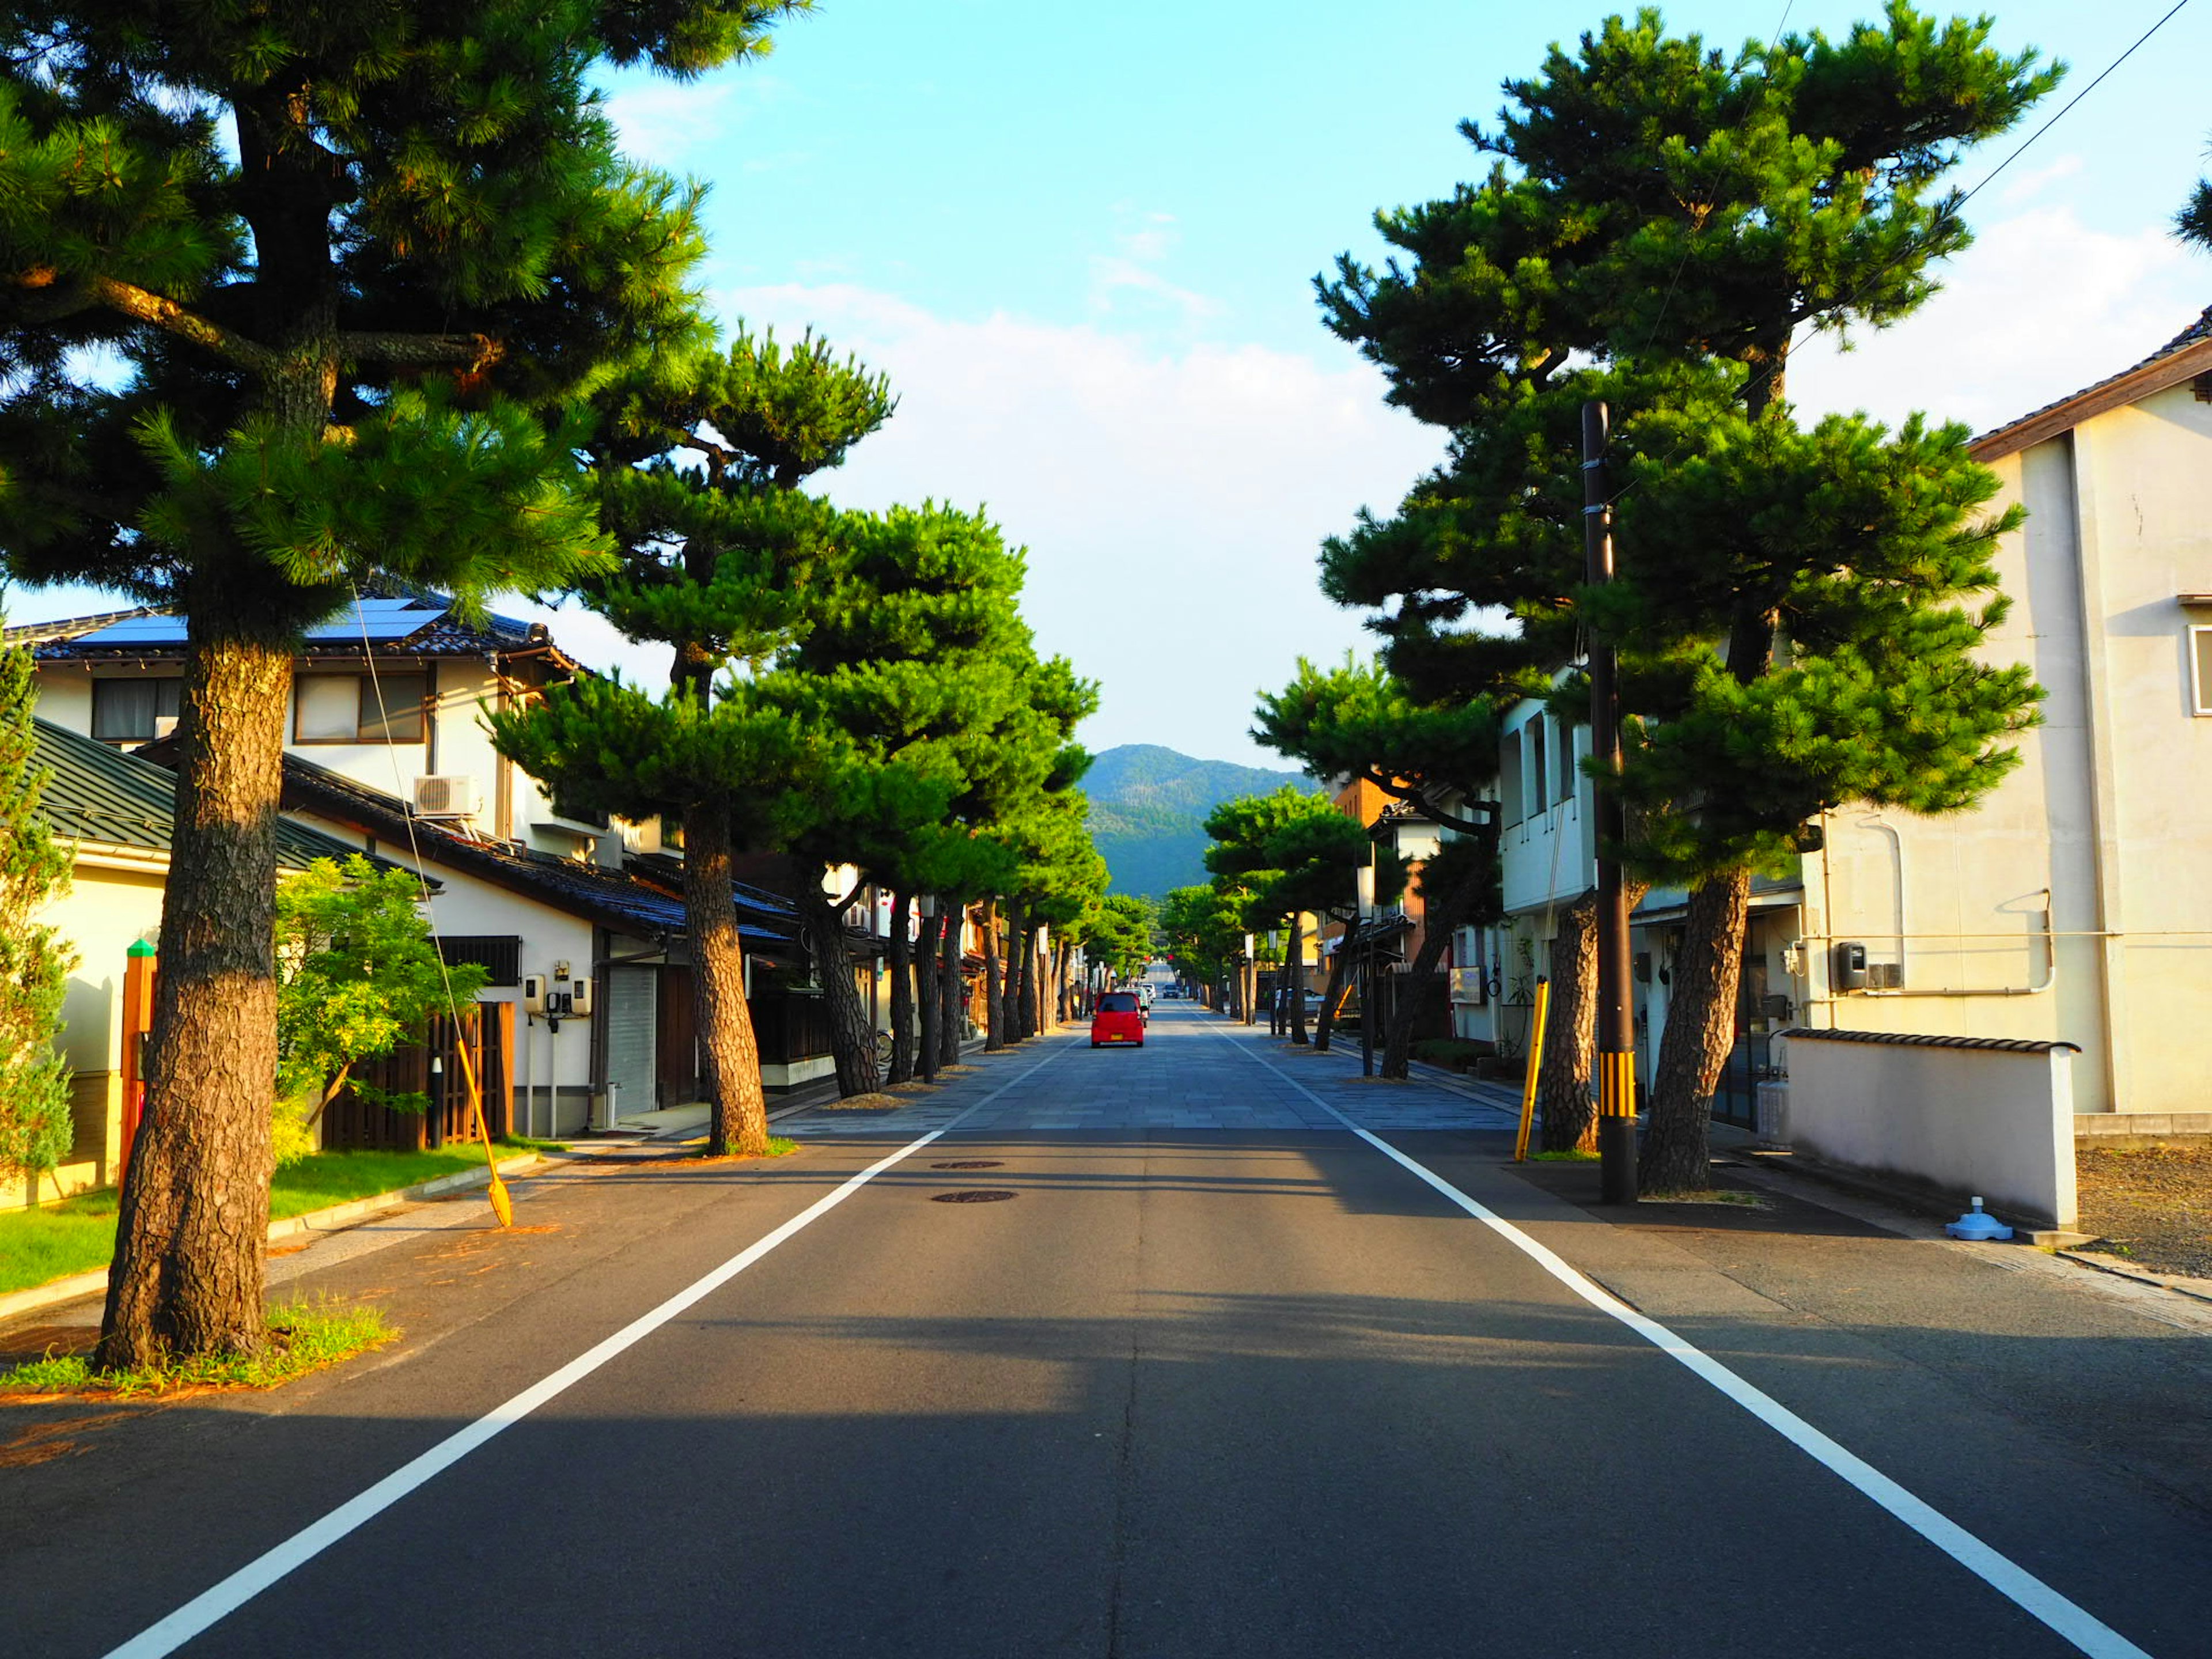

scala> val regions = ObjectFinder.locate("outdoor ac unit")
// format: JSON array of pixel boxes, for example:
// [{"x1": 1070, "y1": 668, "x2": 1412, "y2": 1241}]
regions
[{"x1": 412, "y1": 774, "x2": 476, "y2": 818}]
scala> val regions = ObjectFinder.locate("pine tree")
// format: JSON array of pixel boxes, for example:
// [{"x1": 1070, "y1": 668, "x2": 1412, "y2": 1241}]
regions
[
  {"x1": 1317, "y1": 5, "x2": 2055, "y2": 1189},
  {"x1": 765, "y1": 507, "x2": 1095, "y2": 1087},
  {"x1": 0, "y1": 2, "x2": 801, "y2": 1363},
  {"x1": 491, "y1": 329, "x2": 887, "y2": 1153},
  {"x1": 0, "y1": 631, "x2": 73, "y2": 1179},
  {"x1": 1252, "y1": 654, "x2": 1499, "y2": 1069}
]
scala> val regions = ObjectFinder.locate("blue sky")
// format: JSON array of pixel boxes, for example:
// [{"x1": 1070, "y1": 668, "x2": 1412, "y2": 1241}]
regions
[{"x1": 17, "y1": 2, "x2": 2212, "y2": 767}]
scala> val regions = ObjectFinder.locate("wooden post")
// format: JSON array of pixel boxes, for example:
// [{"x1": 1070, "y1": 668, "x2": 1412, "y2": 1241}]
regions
[{"x1": 119, "y1": 940, "x2": 157, "y2": 1183}]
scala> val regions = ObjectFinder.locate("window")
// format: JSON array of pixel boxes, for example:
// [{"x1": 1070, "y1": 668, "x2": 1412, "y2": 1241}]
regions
[
  {"x1": 91, "y1": 676, "x2": 183, "y2": 741},
  {"x1": 436, "y1": 935, "x2": 522, "y2": 987},
  {"x1": 296, "y1": 673, "x2": 427, "y2": 743},
  {"x1": 1556, "y1": 719, "x2": 1577, "y2": 802},
  {"x1": 1528, "y1": 716, "x2": 1548, "y2": 809},
  {"x1": 1499, "y1": 729, "x2": 1525, "y2": 824},
  {"x1": 2193, "y1": 627, "x2": 2212, "y2": 716}
]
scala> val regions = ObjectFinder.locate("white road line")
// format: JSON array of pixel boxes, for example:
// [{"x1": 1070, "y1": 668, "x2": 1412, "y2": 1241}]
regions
[
  {"x1": 1211, "y1": 1024, "x2": 2154, "y2": 1659},
  {"x1": 106, "y1": 1041, "x2": 1074, "y2": 1659}
]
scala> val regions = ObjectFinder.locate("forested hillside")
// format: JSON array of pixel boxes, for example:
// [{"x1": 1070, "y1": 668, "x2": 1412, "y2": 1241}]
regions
[{"x1": 1083, "y1": 745, "x2": 1319, "y2": 897}]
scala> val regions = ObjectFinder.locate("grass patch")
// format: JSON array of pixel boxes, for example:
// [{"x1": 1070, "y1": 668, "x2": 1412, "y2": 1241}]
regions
[
  {"x1": 0, "y1": 1146, "x2": 520, "y2": 1297},
  {"x1": 0, "y1": 1190, "x2": 119, "y2": 1295},
  {"x1": 1, "y1": 1298, "x2": 395, "y2": 1399},
  {"x1": 497, "y1": 1133, "x2": 570, "y2": 1154},
  {"x1": 1529, "y1": 1149, "x2": 1601, "y2": 1162},
  {"x1": 1639, "y1": 1187, "x2": 1769, "y2": 1208},
  {"x1": 268, "y1": 1146, "x2": 493, "y2": 1217},
  {"x1": 680, "y1": 1136, "x2": 798, "y2": 1160}
]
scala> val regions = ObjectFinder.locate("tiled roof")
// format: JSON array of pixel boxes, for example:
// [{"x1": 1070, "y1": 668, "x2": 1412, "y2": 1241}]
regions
[
  {"x1": 1972, "y1": 305, "x2": 2212, "y2": 463},
  {"x1": 269, "y1": 754, "x2": 798, "y2": 952},
  {"x1": 33, "y1": 719, "x2": 368, "y2": 872},
  {"x1": 24, "y1": 590, "x2": 581, "y2": 672}
]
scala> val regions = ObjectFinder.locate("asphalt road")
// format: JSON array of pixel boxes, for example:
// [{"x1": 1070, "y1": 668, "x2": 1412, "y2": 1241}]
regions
[{"x1": 5, "y1": 1000, "x2": 2209, "y2": 1658}]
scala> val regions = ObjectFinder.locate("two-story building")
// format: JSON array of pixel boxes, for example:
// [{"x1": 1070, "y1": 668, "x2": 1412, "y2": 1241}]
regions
[{"x1": 12, "y1": 590, "x2": 817, "y2": 1141}]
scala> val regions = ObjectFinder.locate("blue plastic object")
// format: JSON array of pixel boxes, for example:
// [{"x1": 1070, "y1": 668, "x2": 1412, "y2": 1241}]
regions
[{"x1": 1946, "y1": 1197, "x2": 2014, "y2": 1241}]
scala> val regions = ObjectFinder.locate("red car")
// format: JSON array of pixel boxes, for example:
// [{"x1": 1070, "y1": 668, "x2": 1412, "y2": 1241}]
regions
[{"x1": 1090, "y1": 990, "x2": 1146, "y2": 1048}]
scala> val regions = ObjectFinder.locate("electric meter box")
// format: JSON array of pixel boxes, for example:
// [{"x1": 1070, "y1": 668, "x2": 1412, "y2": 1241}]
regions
[{"x1": 1832, "y1": 941, "x2": 1869, "y2": 991}]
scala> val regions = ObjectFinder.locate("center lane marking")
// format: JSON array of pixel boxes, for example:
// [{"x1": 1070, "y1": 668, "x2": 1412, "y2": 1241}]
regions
[
  {"x1": 1206, "y1": 1020, "x2": 2153, "y2": 1659},
  {"x1": 106, "y1": 1040, "x2": 1075, "y2": 1659}
]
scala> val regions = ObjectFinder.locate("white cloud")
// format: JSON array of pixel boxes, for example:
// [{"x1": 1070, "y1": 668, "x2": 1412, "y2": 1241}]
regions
[
  {"x1": 600, "y1": 74, "x2": 789, "y2": 171},
  {"x1": 709, "y1": 283, "x2": 1444, "y2": 767},
  {"x1": 1790, "y1": 204, "x2": 2204, "y2": 436},
  {"x1": 1995, "y1": 153, "x2": 2083, "y2": 207}
]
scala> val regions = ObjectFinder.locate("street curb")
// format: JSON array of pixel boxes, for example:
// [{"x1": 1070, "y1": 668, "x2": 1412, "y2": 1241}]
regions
[
  {"x1": 2055, "y1": 1249, "x2": 2212, "y2": 1308},
  {"x1": 0, "y1": 1152, "x2": 543, "y2": 1325}
]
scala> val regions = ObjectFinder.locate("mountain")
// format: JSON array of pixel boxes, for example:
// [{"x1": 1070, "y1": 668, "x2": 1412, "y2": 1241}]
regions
[{"x1": 1081, "y1": 744, "x2": 1320, "y2": 899}]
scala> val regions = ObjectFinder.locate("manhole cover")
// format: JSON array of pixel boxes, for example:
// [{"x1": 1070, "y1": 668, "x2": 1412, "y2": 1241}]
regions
[
  {"x1": 930, "y1": 1159, "x2": 1005, "y2": 1170},
  {"x1": 931, "y1": 1189, "x2": 1017, "y2": 1203}
]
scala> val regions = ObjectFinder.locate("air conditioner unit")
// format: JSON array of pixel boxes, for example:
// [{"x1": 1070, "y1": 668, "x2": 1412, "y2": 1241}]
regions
[{"x1": 412, "y1": 775, "x2": 477, "y2": 819}]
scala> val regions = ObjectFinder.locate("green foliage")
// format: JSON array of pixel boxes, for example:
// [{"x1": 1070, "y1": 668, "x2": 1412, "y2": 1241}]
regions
[
  {"x1": 1313, "y1": 5, "x2": 2055, "y2": 887},
  {"x1": 490, "y1": 330, "x2": 892, "y2": 839},
  {"x1": 275, "y1": 857, "x2": 490, "y2": 1145},
  {"x1": 0, "y1": 632, "x2": 73, "y2": 1175},
  {"x1": 0, "y1": 0, "x2": 794, "y2": 627},
  {"x1": 1158, "y1": 883, "x2": 1249, "y2": 987},
  {"x1": 1253, "y1": 653, "x2": 1501, "y2": 831},
  {"x1": 1081, "y1": 893, "x2": 1154, "y2": 982}
]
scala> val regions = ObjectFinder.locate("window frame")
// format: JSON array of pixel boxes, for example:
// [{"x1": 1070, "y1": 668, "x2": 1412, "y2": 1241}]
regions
[
  {"x1": 90, "y1": 675, "x2": 184, "y2": 743},
  {"x1": 2192, "y1": 626, "x2": 2212, "y2": 717},
  {"x1": 293, "y1": 671, "x2": 429, "y2": 744}
]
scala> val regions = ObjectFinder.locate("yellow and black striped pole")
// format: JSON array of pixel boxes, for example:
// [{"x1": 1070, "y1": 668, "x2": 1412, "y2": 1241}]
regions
[{"x1": 1584, "y1": 400, "x2": 1638, "y2": 1205}]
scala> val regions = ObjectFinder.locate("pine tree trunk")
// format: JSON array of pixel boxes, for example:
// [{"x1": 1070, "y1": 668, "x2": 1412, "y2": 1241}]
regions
[
  {"x1": 683, "y1": 805, "x2": 772, "y2": 1156},
  {"x1": 1002, "y1": 898, "x2": 1028, "y2": 1041},
  {"x1": 939, "y1": 913, "x2": 963, "y2": 1066},
  {"x1": 887, "y1": 891, "x2": 915, "y2": 1085},
  {"x1": 1643, "y1": 867, "x2": 1752, "y2": 1193},
  {"x1": 916, "y1": 910, "x2": 942, "y2": 1084},
  {"x1": 1313, "y1": 919, "x2": 1358, "y2": 1054},
  {"x1": 1019, "y1": 925, "x2": 1041, "y2": 1038},
  {"x1": 801, "y1": 893, "x2": 878, "y2": 1097},
  {"x1": 1054, "y1": 941, "x2": 1073, "y2": 1028},
  {"x1": 1384, "y1": 878, "x2": 1480, "y2": 1079},
  {"x1": 100, "y1": 635, "x2": 291, "y2": 1368},
  {"x1": 982, "y1": 898, "x2": 1005, "y2": 1051},
  {"x1": 1536, "y1": 894, "x2": 1601, "y2": 1154}
]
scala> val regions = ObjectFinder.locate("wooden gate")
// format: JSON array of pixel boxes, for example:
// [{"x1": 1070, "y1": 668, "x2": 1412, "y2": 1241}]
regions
[{"x1": 322, "y1": 1005, "x2": 509, "y2": 1152}]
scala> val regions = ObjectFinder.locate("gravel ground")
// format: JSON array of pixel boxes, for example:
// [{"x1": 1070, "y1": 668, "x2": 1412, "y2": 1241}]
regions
[{"x1": 2075, "y1": 1143, "x2": 2212, "y2": 1279}]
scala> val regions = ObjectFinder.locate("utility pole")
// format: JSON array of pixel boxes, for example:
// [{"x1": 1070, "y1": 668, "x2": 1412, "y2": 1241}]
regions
[{"x1": 1584, "y1": 400, "x2": 1638, "y2": 1206}]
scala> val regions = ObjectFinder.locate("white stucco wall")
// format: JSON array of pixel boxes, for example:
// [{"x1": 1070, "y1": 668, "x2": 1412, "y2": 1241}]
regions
[
  {"x1": 1779, "y1": 1032, "x2": 2077, "y2": 1229},
  {"x1": 1797, "y1": 384, "x2": 2212, "y2": 1116}
]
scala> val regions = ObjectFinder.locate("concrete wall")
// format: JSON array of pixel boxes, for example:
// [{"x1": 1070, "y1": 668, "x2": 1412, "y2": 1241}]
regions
[{"x1": 1779, "y1": 1031, "x2": 2078, "y2": 1229}]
